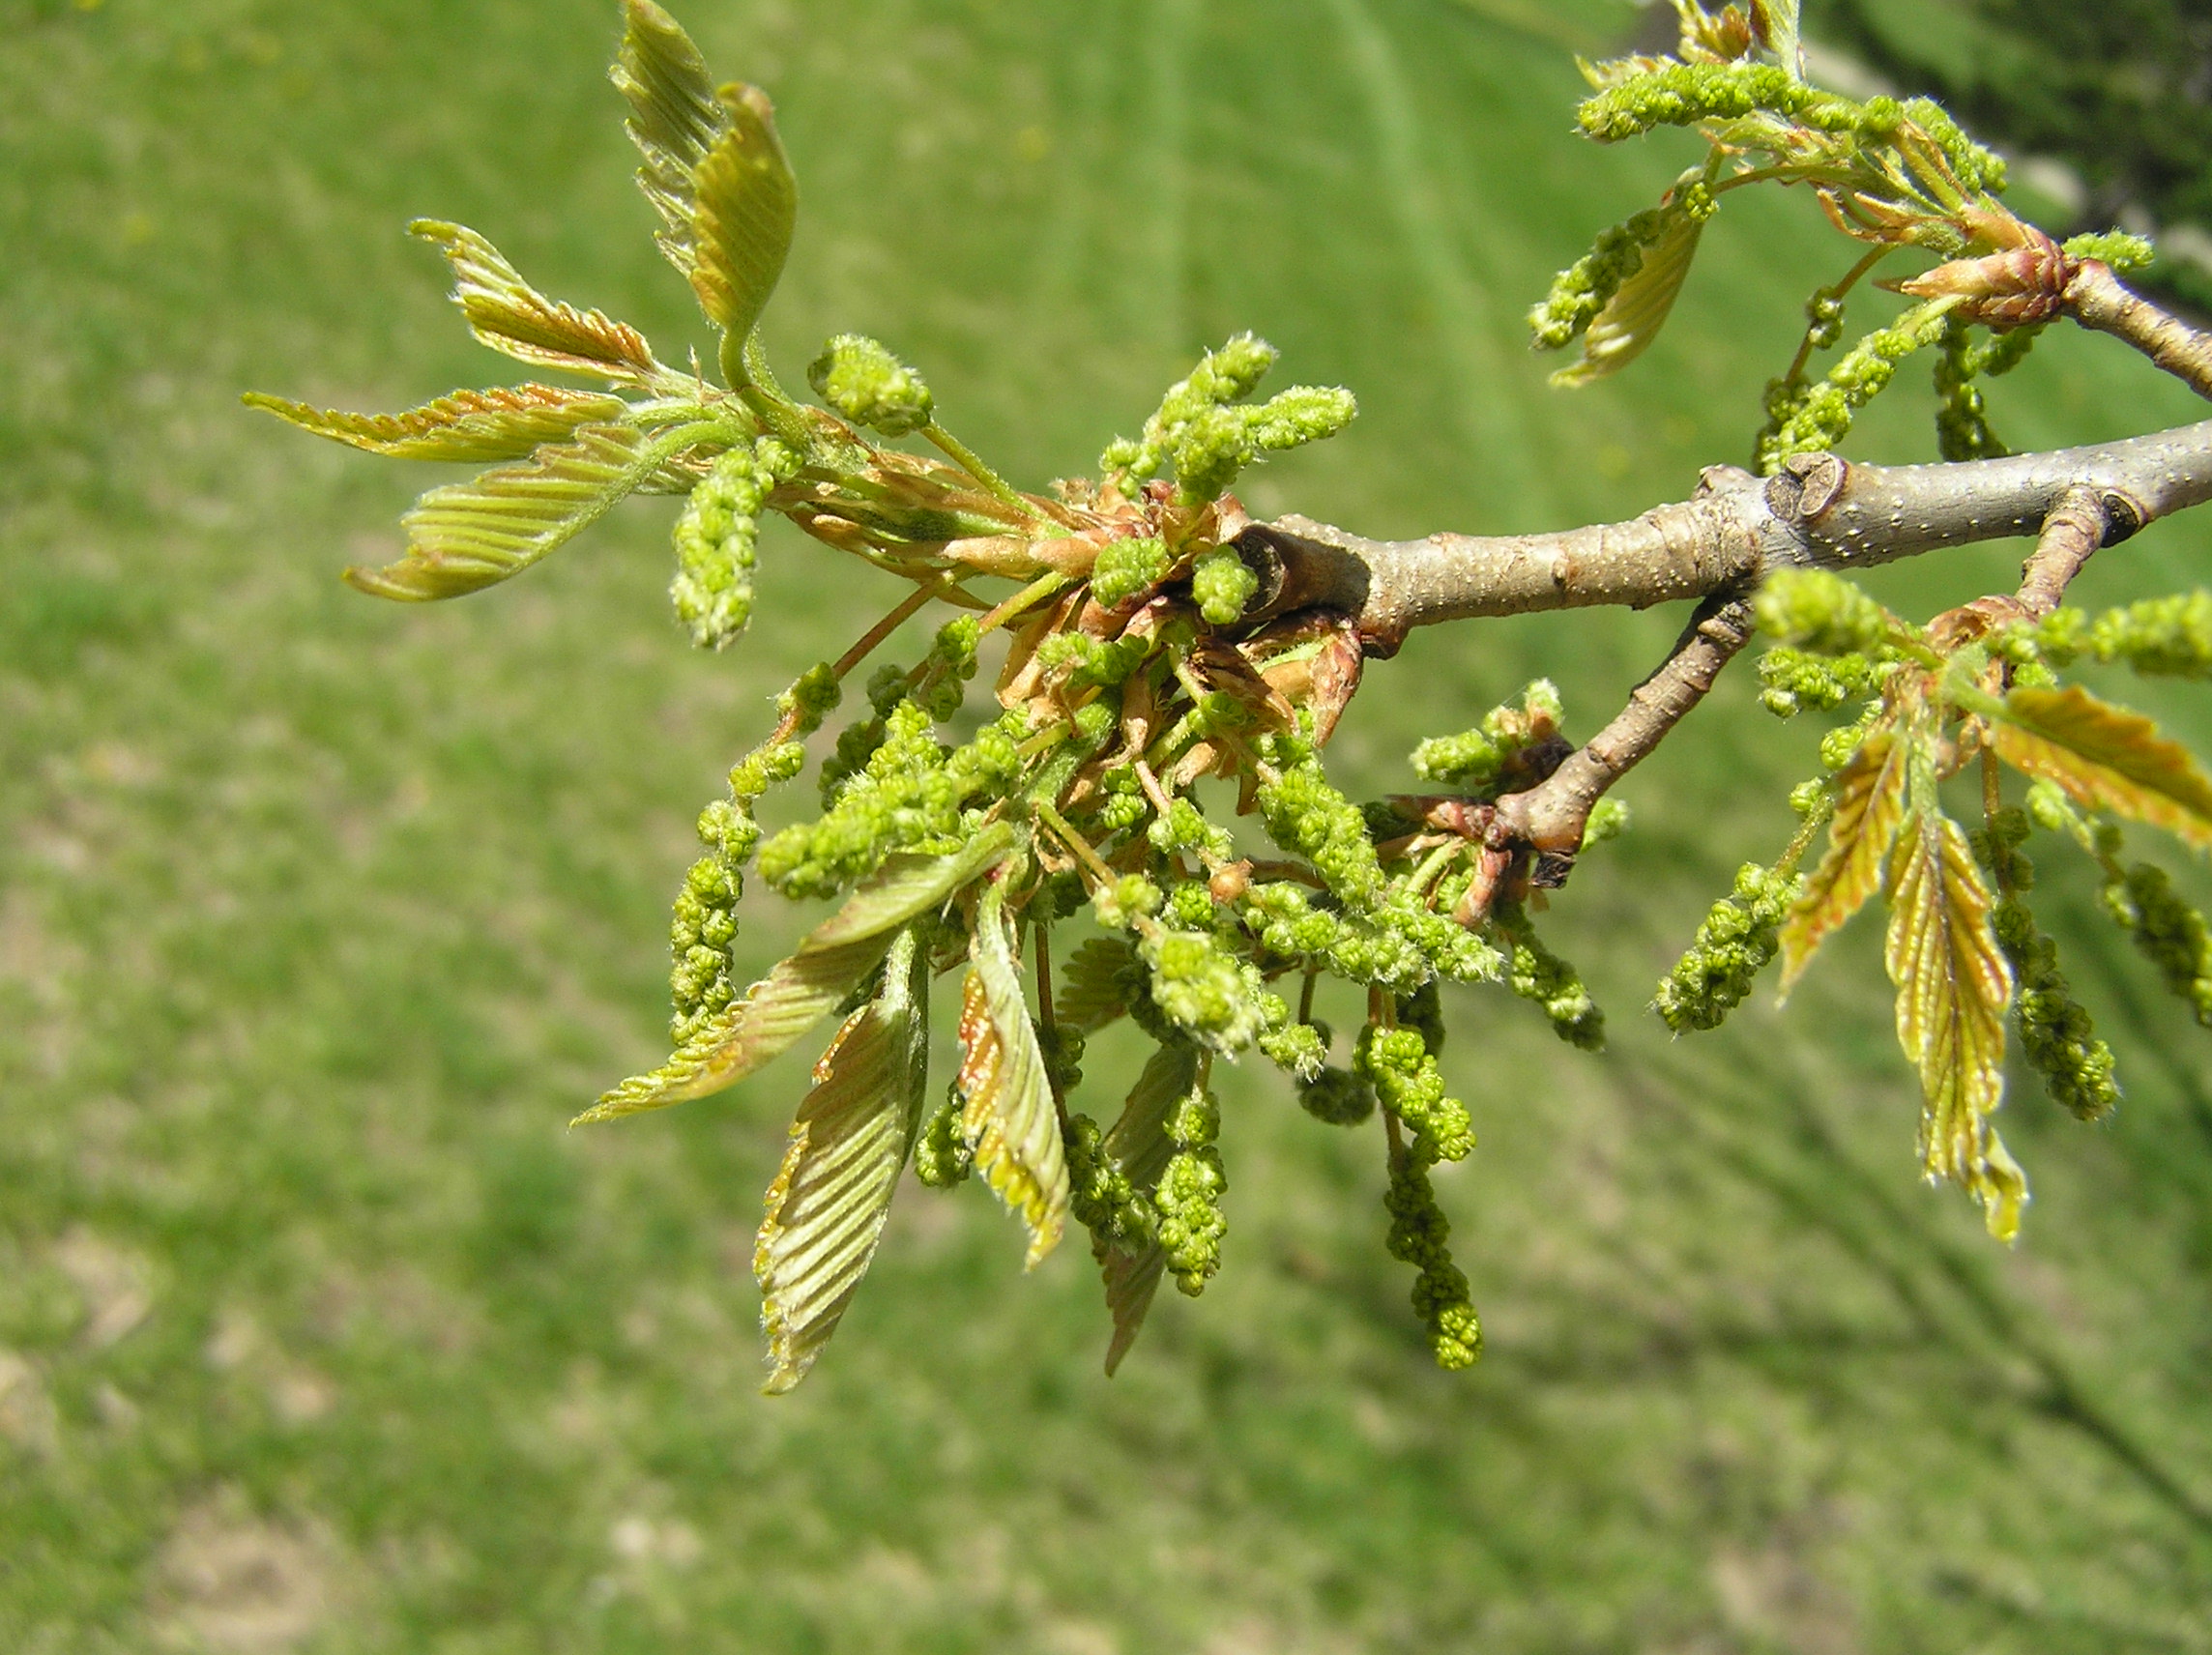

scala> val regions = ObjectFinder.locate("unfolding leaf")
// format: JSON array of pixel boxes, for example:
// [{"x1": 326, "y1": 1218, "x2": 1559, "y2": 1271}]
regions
[
  {"x1": 957, "y1": 884, "x2": 1070, "y2": 1266},
  {"x1": 411, "y1": 220, "x2": 660, "y2": 383},
  {"x1": 684, "y1": 88, "x2": 799, "y2": 341},
  {"x1": 1057, "y1": 936, "x2": 1138, "y2": 1033},
  {"x1": 1885, "y1": 810, "x2": 2023, "y2": 1239},
  {"x1": 614, "y1": 0, "x2": 727, "y2": 268},
  {"x1": 346, "y1": 423, "x2": 680, "y2": 600},
  {"x1": 244, "y1": 385, "x2": 631, "y2": 463},
  {"x1": 1780, "y1": 724, "x2": 1911, "y2": 991},
  {"x1": 1098, "y1": 1042, "x2": 1200, "y2": 1376},
  {"x1": 755, "y1": 927, "x2": 930, "y2": 1394},
  {"x1": 578, "y1": 824, "x2": 1014, "y2": 1123},
  {"x1": 1552, "y1": 205, "x2": 1705, "y2": 387},
  {"x1": 1989, "y1": 683, "x2": 2212, "y2": 851},
  {"x1": 1750, "y1": 0, "x2": 1805, "y2": 78}
]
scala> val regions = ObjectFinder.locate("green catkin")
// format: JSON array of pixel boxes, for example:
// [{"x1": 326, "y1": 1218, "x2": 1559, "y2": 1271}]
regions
[
  {"x1": 1356, "y1": 1024, "x2": 1474, "y2": 1166},
  {"x1": 1758, "y1": 305, "x2": 1956, "y2": 471},
  {"x1": 2063, "y1": 229, "x2": 2155, "y2": 274},
  {"x1": 915, "y1": 1083, "x2": 974, "y2": 1187},
  {"x1": 1356, "y1": 1016, "x2": 1479, "y2": 1368},
  {"x1": 1154, "y1": 1071, "x2": 1228, "y2": 1294},
  {"x1": 806, "y1": 334, "x2": 935, "y2": 436},
  {"x1": 1653, "y1": 861, "x2": 1803, "y2": 1032},
  {"x1": 1256, "y1": 735, "x2": 1386, "y2": 909},
  {"x1": 2105, "y1": 861, "x2": 2212, "y2": 1026},
  {"x1": 670, "y1": 438, "x2": 799, "y2": 649},
  {"x1": 1098, "y1": 334, "x2": 1353, "y2": 504},
  {"x1": 1411, "y1": 680, "x2": 1564, "y2": 788},
  {"x1": 1066, "y1": 1113, "x2": 1151, "y2": 1251},
  {"x1": 1528, "y1": 204, "x2": 1675, "y2": 350},
  {"x1": 1757, "y1": 647, "x2": 1881, "y2": 716},
  {"x1": 757, "y1": 704, "x2": 1025, "y2": 897},
  {"x1": 1384, "y1": 1155, "x2": 1482, "y2": 1370},
  {"x1": 1974, "y1": 811, "x2": 2120, "y2": 1121},
  {"x1": 1500, "y1": 915, "x2": 1606, "y2": 1050},
  {"x1": 1299, "y1": 1065, "x2": 1377, "y2": 1125},
  {"x1": 2031, "y1": 592, "x2": 2212, "y2": 678},
  {"x1": 1755, "y1": 569, "x2": 1894, "y2": 656},
  {"x1": 1089, "y1": 537, "x2": 1171, "y2": 607},
  {"x1": 1190, "y1": 546, "x2": 1260, "y2": 625},
  {"x1": 1933, "y1": 315, "x2": 2007, "y2": 463}
]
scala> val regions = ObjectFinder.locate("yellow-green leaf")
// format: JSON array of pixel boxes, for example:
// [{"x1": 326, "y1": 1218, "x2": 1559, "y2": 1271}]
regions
[
  {"x1": 1098, "y1": 1041, "x2": 1200, "y2": 1376},
  {"x1": 1780, "y1": 724, "x2": 1910, "y2": 992},
  {"x1": 411, "y1": 220, "x2": 660, "y2": 384},
  {"x1": 1552, "y1": 203, "x2": 1705, "y2": 387},
  {"x1": 614, "y1": 0, "x2": 726, "y2": 264},
  {"x1": 244, "y1": 385, "x2": 631, "y2": 463},
  {"x1": 684, "y1": 87, "x2": 799, "y2": 340},
  {"x1": 345, "y1": 423, "x2": 679, "y2": 600},
  {"x1": 577, "y1": 825, "x2": 1014, "y2": 1123},
  {"x1": 957, "y1": 883, "x2": 1070, "y2": 1266},
  {"x1": 755, "y1": 927, "x2": 930, "y2": 1394},
  {"x1": 1884, "y1": 810, "x2": 2024, "y2": 1239},
  {"x1": 1990, "y1": 683, "x2": 2212, "y2": 851}
]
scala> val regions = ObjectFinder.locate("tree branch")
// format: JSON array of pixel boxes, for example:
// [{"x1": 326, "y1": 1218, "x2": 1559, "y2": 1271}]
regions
[
  {"x1": 1238, "y1": 420, "x2": 2212, "y2": 651},
  {"x1": 2065, "y1": 261, "x2": 2212, "y2": 401},
  {"x1": 1490, "y1": 593, "x2": 1759, "y2": 856}
]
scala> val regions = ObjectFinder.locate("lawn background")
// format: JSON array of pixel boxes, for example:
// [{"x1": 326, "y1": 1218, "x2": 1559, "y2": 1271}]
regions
[{"x1": 3, "y1": 0, "x2": 2210, "y2": 1649}]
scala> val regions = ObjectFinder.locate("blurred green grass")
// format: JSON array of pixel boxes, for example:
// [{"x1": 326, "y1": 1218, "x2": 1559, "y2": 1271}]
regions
[{"x1": 3, "y1": 0, "x2": 2210, "y2": 1649}]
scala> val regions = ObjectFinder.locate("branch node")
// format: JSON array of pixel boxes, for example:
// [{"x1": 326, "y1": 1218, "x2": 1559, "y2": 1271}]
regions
[{"x1": 1764, "y1": 451, "x2": 1848, "y2": 523}]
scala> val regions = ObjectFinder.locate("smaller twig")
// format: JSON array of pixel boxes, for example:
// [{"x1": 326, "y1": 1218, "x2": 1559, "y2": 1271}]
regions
[
  {"x1": 1033, "y1": 798, "x2": 1119, "y2": 889},
  {"x1": 976, "y1": 571, "x2": 1069, "y2": 637},
  {"x1": 2066, "y1": 261, "x2": 2212, "y2": 402},
  {"x1": 2015, "y1": 485, "x2": 2110, "y2": 620},
  {"x1": 922, "y1": 420, "x2": 1032, "y2": 512},
  {"x1": 1492, "y1": 593, "x2": 1759, "y2": 856},
  {"x1": 832, "y1": 575, "x2": 950, "y2": 677}
]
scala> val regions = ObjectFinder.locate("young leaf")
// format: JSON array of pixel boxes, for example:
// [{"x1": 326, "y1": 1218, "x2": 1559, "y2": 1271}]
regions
[
  {"x1": 613, "y1": 0, "x2": 727, "y2": 263},
  {"x1": 345, "y1": 423, "x2": 685, "y2": 600},
  {"x1": 1749, "y1": 0, "x2": 1804, "y2": 79},
  {"x1": 1885, "y1": 810, "x2": 2024, "y2": 1239},
  {"x1": 755, "y1": 926, "x2": 930, "y2": 1394},
  {"x1": 1098, "y1": 1041, "x2": 1201, "y2": 1376},
  {"x1": 1552, "y1": 205, "x2": 1705, "y2": 387},
  {"x1": 957, "y1": 884, "x2": 1071, "y2": 1266},
  {"x1": 243, "y1": 385, "x2": 631, "y2": 464},
  {"x1": 1780, "y1": 724, "x2": 1911, "y2": 991},
  {"x1": 1989, "y1": 684, "x2": 2212, "y2": 851},
  {"x1": 578, "y1": 824, "x2": 1015, "y2": 1122},
  {"x1": 684, "y1": 88, "x2": 799, "y2": 342},
  {"x1": 411, "y1": 220, "x2": 660, "y2": 384},
  {"x1": 1058, "y1": 936, "x2": 1138, "y2": 1033}
]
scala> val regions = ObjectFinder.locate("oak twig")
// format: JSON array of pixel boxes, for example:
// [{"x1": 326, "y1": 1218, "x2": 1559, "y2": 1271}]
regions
[{"x1": 1491, "y1": 594, "x2": 1759, "y2": 857}]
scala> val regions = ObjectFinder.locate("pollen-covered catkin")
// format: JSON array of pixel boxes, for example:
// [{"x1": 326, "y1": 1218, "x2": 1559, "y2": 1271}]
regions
[
  {"x1": 670, "y1": 438, "x2": 799, "y2": 649},
  {"x1": 1653, "y1": 861, "x2": 1801, "y2": 1032},
  {"x1": 1154, "y1": 1073, "x2": 1227, "y2": 1294},
  {"x1": 1501, "y1": 915, "x2": 1606, "y2": 1050},
  {"x1": 1974, "y1": 811, "x2": 2118, "y2": 1120},
  {"x1": 2105, "y1": 861, "x2": 2212, "y2": 1026}
]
